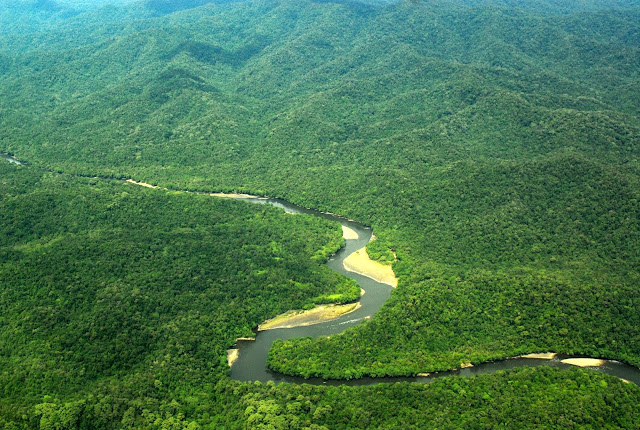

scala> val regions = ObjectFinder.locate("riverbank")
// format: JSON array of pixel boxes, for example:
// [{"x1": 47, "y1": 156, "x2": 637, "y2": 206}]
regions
[
  {"x1": 125, "y1": 179, "x2": 264, "y2": 200},
  {"x1": 0, "y1": 153, "x2": 23, "y2": 165},
  {"x1": 209, "y1": 192, "x2": 264, "y2": 199},
  {"x1": 514, "y1": 353, "x2": 606, "y2": 368},
  {"x1": 342, "y1": 225, "x2": 359, "y2": 240},
  {"x1": 561, "y1": 358, "x2": 607, "y2": 367},
  {"x1": 227, "y1": 349, "x2": 239, "y2": 367},
  {"x1": 7, "y1": 156, "x2": 638, "y2": 386},
  {"x1": 258, "y1": 302, "x2": 361, "y2": 330},
  {"x1": 343, "y1": 247, "x2": 397, "y2": 287},
  {"x1": 518, "y1": 352, "x2": 557, "y2": 360},
  {"x1": 125, "y1": 179, "x2": 163, "y2": 189}
]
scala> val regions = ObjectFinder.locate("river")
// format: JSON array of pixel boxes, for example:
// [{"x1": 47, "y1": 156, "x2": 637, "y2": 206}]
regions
[
  {"x1": 227, "y1": 196, "x2": 640, "y2": 386},
  {"x1": 2, "y1": 154, "x2": 639, "y2": 386},
  {"x1": 1, "y1": 153, "x2": 23, "y2": 165}
]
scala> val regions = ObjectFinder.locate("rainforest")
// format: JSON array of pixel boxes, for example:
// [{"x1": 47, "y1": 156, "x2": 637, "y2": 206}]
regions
[{"x1": 1, "y1": 0, "x2": 640, "y2": 428}]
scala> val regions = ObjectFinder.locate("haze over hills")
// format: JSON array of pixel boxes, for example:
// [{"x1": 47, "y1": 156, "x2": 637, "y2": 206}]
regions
[{"x1": 1, "y1": 0, "x2": 640, "y2": 428}]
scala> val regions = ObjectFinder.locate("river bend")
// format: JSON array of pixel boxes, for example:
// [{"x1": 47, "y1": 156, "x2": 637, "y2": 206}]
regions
[
  {"x1": 226, "y1": 196, "x2": 640, "y2": 387},
  {"x1": 2, "y1": 153, "x2": 639, "y2": 386}
]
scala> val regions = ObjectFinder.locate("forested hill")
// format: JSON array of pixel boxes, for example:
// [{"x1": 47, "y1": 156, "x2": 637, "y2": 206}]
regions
[
  {"x1": 1, "y1": 0, "x2": 638, "y2": 263},
  {"x1": 1, "y1": 0, "x2": 640, "y2": 428},
  {"x1": 1, "y1": 0, "x2": 639, "y2": 171}
]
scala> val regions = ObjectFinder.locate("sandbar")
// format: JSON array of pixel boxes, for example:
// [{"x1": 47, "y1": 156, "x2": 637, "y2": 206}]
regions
[
  {"x1": 209, "y1": 192, "x2": 263, "y2": 199},
  {"x1": 342, "y1": 225, "x2": 359, "y2": 240},
  {"x1": 519, "y1": 352, "x2": 557, "y2": 360},
  {"x1": 343, "y1": 247, "x2": 397, "y2": 287},
  {"x1": 561, "y1": 358, "x2": 606, "y2": 367},
  {"x1": 126, "y1": 179, "x2": 162, "y2": 189},
  {"x1": 227, "y1": 348, "x2": 239, "y2": 367},
  {"x1": 125, "y1": 180, "x2": 264, "y2": 200},
  {"x1": 258, "y1": 302, "x2": 361, "y2": 330}
]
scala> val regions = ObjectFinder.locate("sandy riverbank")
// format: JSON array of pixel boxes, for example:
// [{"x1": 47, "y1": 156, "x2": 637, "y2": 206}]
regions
[
  {"x1": 561, "y1": 358, "x2": 606, "y2": 367},
  {"x1": 342, "y1": 225, "x2": 359, "y2": 240},
  {"x1": 227, "y1": 349, "x2": 239, "y2": 367},
  {"x1": 126, "y1": 179, "x2": 163, "y2": 189},
  {"x1": 209, "y1": 192, "x2": 264, "y2": 199},
  {"x1": 125, "y1": 179, "x2": 263, "y2": 199},
  {"x1": 343, "y1": 247, "x2": 397, "y2": 287},
  {"x1": 514, "y1": 354, "x2": 607, "y2": 368},
  {"x1": 518, "y1": 352, "x2": 558, "y2": 360},
  {"x1": 258, "y1": 302, "x2": 361, "y2": 330}
]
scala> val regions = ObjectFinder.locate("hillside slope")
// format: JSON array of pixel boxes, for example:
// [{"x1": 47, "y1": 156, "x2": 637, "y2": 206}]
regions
[{"x1": 1, "y1": 0, "x2": 640, "y2": 427}]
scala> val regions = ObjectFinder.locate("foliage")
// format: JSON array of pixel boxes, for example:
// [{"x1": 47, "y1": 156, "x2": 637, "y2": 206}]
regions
[
  {"x1": 0, "y1": 163, "x2": 355, "y2": 428},
  {"x1": 1, "y1": 0, "x2": 640, "y2": 427},
  {"x1": 235, "y1": 367, "x2": 640, "y2": 429}
]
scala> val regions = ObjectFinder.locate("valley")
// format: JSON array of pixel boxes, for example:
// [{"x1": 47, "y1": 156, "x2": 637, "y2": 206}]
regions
[{"x1": 1, "y1": 0, "x2": 640, "y2": 428}]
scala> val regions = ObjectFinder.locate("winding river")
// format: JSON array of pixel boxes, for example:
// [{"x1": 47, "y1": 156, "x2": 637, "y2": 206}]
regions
[
  {"x1": 2, "y1": 153, "x2": 639, "y2": 386},
  {"x1": 227, "y1": 196, "x2": 640, "y2": 386}
]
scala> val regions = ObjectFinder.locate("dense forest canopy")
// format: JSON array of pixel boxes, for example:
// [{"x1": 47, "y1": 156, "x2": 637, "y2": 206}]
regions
[
  {"x1": 0, "y1": 162, "x2": 360, "y2": 428},
  {"x1": 1, "y1": 0, "x2": 640, "y2": 428}
]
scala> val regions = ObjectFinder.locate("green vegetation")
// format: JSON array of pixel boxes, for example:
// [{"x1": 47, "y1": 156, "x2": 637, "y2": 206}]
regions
[
  {"x1": 1, "y1": 0, "x2": 640, "y2": 427},
  {"x1": 364, "y1": 238, "x2": 394, "y2": 265},
  {"x1": 269, "y1": 154, "x2": 640, "y2": 378},
  {"x1": 270, "y1": 267, "x2": 640, "y2": 378},
  {"x1": 0, "y1": 162, "x2": 357, "y2": 428},
  {"x1": 238, "y1": 367, "x2": 640, "y2": 429}
]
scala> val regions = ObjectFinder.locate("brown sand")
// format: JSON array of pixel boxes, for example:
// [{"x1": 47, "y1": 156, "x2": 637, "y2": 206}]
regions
[
  {"x1": 227, "y1": 349, "x2": 239, "y2": 367},
  {"x1": 343, "y1": 247, "x2": 397, "y2": 287},
  {"x1": 561, "y1": 358, "x2": 606, "y2": 367},
  {"x1": 208, "y1": 192, "x2": 264, "y2": 199},
  {"x1": 125, "y1": 179, "x2": 162, "y2": 189},
  {"x1": 519, "y1": 352, "x2": 558, "y2": 360},
  {"x1": 342, "y1": 225, "x2": 359, "y2": 240},
  {"x1": 258, "y1": 302, "x2": 361, "y2": 330}
]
